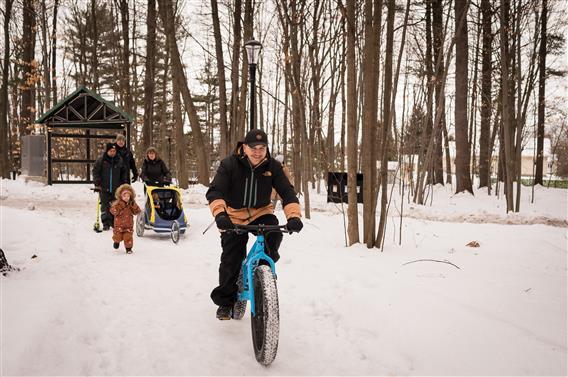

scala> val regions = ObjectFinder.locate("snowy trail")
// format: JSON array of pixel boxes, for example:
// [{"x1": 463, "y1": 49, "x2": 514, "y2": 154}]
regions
[{"x1": 1, "y1": 180, "x2": 567, "y2": 375}]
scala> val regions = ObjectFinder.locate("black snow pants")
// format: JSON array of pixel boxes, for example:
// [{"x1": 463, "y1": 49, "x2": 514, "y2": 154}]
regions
[
  {"x1": 100, "y1": 190, "x2": 115, "y2": 227},
  {"x1": 210, "y1": 214, "x2": 283, "y2": 307}
]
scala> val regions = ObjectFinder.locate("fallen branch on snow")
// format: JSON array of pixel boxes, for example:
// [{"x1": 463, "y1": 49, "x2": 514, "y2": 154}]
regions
[{"x1": 402, "y1": 259, "x2": 461, "y2": 269}]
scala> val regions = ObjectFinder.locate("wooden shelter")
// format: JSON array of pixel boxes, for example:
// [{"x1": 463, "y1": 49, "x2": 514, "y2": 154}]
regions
[{"x1": 35, "y1": 87, "x2": 133, "y2": 184}]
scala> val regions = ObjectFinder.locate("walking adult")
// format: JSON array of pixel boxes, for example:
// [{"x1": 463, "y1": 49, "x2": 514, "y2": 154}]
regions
[
  {"x1": 140, "y1": 146, "x2": 172, "y2": 186},
  {"x1": 93, "y1": 143, "x2": 129, "y2": 230},
  {"x1": 114, "y1": 133, "x2": 138, "y2": 182}
]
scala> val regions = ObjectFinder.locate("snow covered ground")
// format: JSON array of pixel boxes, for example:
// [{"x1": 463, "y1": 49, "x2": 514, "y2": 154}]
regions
[{"x1": 1, "y1": 178, "x2": 567, "y2": 375}]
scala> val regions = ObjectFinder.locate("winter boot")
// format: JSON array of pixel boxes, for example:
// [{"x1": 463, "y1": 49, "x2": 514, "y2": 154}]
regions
[
  {"x1": 216, "y1": 305, "x2": 232, "y2": 320},
  {"x1": 103, "y1": 224, "x2": 110, "y2": 231},
  {"x1": 113, "y1": 242, "x2": 120, "y2": 249},
  {"x1": 126, "y1": 248, "x2": 133, "y2": 254}
]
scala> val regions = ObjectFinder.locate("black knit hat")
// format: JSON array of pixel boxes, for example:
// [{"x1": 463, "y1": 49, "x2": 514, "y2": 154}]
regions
[
  {"x1": 244, "y1": 129, "x2": 268, "y2": 147},
  {"x1": 106, "y1": 142, "x2": 116, "y2": 152}
]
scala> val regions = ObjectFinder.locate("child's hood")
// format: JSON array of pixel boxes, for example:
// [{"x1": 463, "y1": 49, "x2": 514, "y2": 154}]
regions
[{"x1": 115, "y1": 184, "x2": 136, "y2": 203}]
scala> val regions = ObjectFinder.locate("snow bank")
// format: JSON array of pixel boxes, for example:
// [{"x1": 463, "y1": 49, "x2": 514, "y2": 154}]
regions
[{"x1": 1, "y1": 178, "x2": 566, "y2": 375}]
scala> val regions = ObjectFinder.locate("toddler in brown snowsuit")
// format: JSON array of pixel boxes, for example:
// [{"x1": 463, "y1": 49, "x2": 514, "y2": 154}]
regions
[{"x1": 110, "y1": 184, "x2": 141, "y2": 254}]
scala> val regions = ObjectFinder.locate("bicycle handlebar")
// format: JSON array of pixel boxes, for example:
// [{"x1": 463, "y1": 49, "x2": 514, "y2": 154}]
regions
[{"x1": 226, "y1": 224, "x2": 296, "y2": 235}]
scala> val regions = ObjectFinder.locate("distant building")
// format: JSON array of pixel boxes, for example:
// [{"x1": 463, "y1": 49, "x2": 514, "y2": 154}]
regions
[{"x1": 400, "y1": 138, "x2": 554, "y2": 181}]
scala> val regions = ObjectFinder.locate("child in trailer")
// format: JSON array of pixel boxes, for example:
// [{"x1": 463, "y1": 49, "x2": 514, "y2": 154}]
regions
[
  {"x1": 110, "y1": 184, "x2": 141, "y2": 254},
  {"x1": 152, "y1": 192, "x2": 161, "y2": 209}
]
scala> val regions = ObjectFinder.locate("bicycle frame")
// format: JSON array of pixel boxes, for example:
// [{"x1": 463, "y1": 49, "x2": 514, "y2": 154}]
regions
[
  {"x1": 239, "y1": 234, "x2": 276, "y2": 316},
  {"x1": 233, "y1": 224, "x2": 289, "y2": 316}
]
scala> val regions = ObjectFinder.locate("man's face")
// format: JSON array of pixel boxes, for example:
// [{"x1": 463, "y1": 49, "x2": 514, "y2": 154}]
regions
[
  {"x1": 107, "y1": 148, "x2": 117, "y2": 157},
  {"x1": 243, "y1": 144, "x2": 267, "y2": 166},
  {"x1": 116, "y1": 139, "x2": 125, "y2": 148}
]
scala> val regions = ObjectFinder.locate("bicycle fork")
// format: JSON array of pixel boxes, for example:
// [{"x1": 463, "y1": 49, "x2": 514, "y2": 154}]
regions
[{"x1": 238, "y1": 235, "x2": 276, "y2": 316}]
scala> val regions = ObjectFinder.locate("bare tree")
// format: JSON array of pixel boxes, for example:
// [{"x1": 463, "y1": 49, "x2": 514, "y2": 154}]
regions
[
  {"x1": 211, "y1": 0, "x2": 230, "y2": 158},
  {"x1": 345, "y1": 0, "x2": 359, "y2": 245},
  {"x1": 91, "y1": 0, "x2": 99, "y2": 92},
  {"x1": 51, "y1": 0, "x2": 59, "y2": 106},
  {"x1": 20, "y1": 0, "x2": 37, "y2": 138},
  {"x1": 361, "y1": 0, "x2": 380, "y2": 247},
  {"x1": 535, "y1": 0, "x2": 547, "y2": 185},
  {"x1": 378, "y1": 0, "x2": 396, "y2": 246},
  {"x1": 454, "y1": 0, "x2": 473, "y2": 194},
  {"x1": 157, "y1": 0, "x2": 210, "y2": 185},
  {"x1": 172, "y1": 66, "x2": 188, "y2": 189},
  {"x1": 39, "y1": 0, "x2": 51, "y2": 113},
  {"x1": 117, "y1": 0, "x2": 132, "y2": 115},
  {"x1": 0, "y1": 0, "x2": 14, "y2": 178},
  {"x1": 478, "y1": 0, "x2": 493, "y2": 189},
  {"x1": 500, "y1": 0, "x2": 515, "y2": 211},
  {"x1": 432, "y1": 0, "x2": 446, "y2": 185},
  {"x1": 142, "y1": 0, "x2": 157, "y2": 153},
  {"x1": 229, "y1": 0, "x2": 243, "y2": 148}
]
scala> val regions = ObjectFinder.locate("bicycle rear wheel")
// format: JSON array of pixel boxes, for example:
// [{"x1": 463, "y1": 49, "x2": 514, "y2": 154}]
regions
[{"x1": 251, "y1": 265, "x2": 279, "y2": 365}]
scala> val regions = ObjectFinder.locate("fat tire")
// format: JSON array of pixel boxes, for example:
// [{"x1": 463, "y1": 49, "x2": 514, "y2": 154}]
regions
[
  {"x1": 232, "y1": 267, "x2": 247, "y2": 320},
  {"x1": 251, "y1": 265, "x2": 279, "y2": 365}
]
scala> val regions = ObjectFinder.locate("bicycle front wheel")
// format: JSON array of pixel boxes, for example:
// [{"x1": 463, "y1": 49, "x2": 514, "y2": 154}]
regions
[{"x1": 251, "y1": 265, "x2": 279, "y2": 365}]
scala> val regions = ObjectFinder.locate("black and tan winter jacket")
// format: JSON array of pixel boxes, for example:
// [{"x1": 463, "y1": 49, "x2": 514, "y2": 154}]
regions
[{"x1": 206, "y1": 144, "x2": 301, "y2": 224}]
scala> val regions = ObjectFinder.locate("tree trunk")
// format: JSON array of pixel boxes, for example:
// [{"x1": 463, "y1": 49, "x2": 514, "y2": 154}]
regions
[
  {"x1": 346, "y1": 0, "x2": 359, "y2": 245},
  {"x1": 425, "y1": 0, "x2": 434, "y2": 184},
  {"x1": 40, "y1": 0, "x2": 51, "y2": 113},
  {"x1": 158, "y1": 0, "x2": 210, "y2": 185},
  {"x1": 118, "y1": 0, "x2": 132, "y2": 114},
  {"x1": 535, "y1": 0, "x2": 547, "y2": 185},
  {"x1": 469, "y1": 10, "x2": 481, "y2": 184},
  {"x1": 159, "y1": 46, "x2": 169, "y2": 157},
  {"x1": 91, "y1": 0, "x2": 99, "y2": 92},
  {"x1": 211, "y1": 0, "x2": 230, "y2": 158},
  {"x1": 376, "y1": 0, "x2": 396, "y2": 247},
  {"x1": 361, "y1": 0, "x2": 380, "y2": 248},
  {"x1": 0, "y1": 0, "x2": 13, "y2": 178},
  {"x1": 478, "y1": 0, "x2": 492, "y2": 188},
  {"x1": 237, "y1": 0, "x2": 253, "y2": 136},
  {"x1": 51, "y1": 0, "x2": 59, "y2": 106},
  {"x1": 21, "y1": 0, "x2": 37, "y2": 138},
  {"x1": 514, "y1": 0, "x2": 523, "y2": 211},
  {"x1": 432, "y1": 0, "x2": 445, "y2": 185},
  {"x1": 454, "y1": 0, "x2": 473, "y2": 194},
  {"x1": 142, "y1": 0, "x2": 157, "y2": 154},
  {"x1": 500, "y1": 0, "x2": 515, "y2": 211},
  {"x1": 172, "y1": 68, "x2": 188, "y2": 189},
  {"x1": 340, "y1": 23, "x2": 346, "y2": 173},
  {"x1": 229, "y1": 0, "x2": 243, "y2": 148}
]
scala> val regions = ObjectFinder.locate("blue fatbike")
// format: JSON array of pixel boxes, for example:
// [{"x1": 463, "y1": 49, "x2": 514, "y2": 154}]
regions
[{"x1": 227, "y1": 223, "x2": 295, "y2": 366}]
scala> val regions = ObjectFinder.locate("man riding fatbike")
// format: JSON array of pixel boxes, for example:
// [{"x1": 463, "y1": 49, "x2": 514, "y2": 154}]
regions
[{"x1": 206, "y1": 129, "x2": 303, "y2": 320}]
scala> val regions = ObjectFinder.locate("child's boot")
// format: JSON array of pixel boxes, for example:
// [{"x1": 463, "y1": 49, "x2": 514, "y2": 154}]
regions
[
  {"x1": 113, "y1": 242, "x2": 120, "y2": 249},
  {"x1": 126, "y1": 248, "x2": 133, "y2": 254}
]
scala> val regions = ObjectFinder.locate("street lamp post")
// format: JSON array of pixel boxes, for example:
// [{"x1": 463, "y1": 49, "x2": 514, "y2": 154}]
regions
[{"x1": 244, "y1": 39, "x2": 262, "y2": 131}]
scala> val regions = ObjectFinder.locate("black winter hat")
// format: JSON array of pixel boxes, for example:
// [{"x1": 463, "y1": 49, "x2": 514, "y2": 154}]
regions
[
  {"x1": 244, "y1": 129, "x2": 268, "y2": 147},
  {"x1": 106, "y1": 142, "x2": 117, "y2": 152}
]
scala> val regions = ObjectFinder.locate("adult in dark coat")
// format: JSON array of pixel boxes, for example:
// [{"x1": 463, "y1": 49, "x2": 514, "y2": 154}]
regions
[
  {"x1": 114, "y1": 133, "x2": 138, "y2": 182},
  {"x1": 206, "y1": 129, "x2": 303, "y2": 320},
  {"x1": 93, "y1": 143, "x2": 129, "y2": 230},
  {"x1": 140, "y1": 146, "x2": 172, "y2": 186}
]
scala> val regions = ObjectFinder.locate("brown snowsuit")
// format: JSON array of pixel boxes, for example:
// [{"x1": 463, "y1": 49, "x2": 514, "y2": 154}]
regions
[{"x1": 110, "y1": 184, "x2": 141, "y2": 249}]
